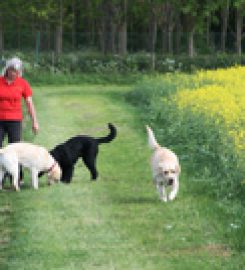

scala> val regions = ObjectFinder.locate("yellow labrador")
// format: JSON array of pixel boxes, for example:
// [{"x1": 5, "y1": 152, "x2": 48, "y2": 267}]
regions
[
  {"x1": 146, "y1": 126, "x2": 181, "y2": 202},
  {"x1": 0, "y1": 142, "x2": 61, "y2": 191}
]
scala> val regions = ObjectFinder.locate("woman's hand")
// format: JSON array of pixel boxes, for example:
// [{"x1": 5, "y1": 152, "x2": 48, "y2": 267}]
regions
[
  {"x1": 32, "y1": 120, "x2": 39, "y2": 134},
  {"x1": 25, "y1": 97, "x2": 39, "y2": 135}
]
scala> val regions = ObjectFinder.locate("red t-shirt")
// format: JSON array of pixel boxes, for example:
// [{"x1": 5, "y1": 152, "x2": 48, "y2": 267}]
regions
[{"x1": 0, "y1": 76, "x2": 32, "y2": 120}]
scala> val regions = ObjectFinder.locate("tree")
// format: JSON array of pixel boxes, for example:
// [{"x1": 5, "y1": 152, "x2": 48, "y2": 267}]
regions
[
  {"x1": 115, "y1": 0, "x2": 128, "y2": 56},
  {"x1": 0, "y1": 0, "x2": 242, "y2": 57},
  {"x1": 55, "y1": 0, "x2": 63, "y2": 55},
  {"x1": 0, "y1": 0, "x2": 30, "y2": 52},
  {"x1": 99, "y1": 0, "x2": 116, "y2": 54},
  {"x1": 158, "y1": 1, "x2": 177, "y2": 54},
  {"x1": 220, "y1": 0, "x2": 230, "y2": 52},
  {"x1": 0, "y1": 10, "x2": 3, "y2": 52},
  {"x1": 178, "y1": 0, "x2": 198, "y2": 57},
  {"x1": 234, "y1": 0, "x2": 245, "y2": 55},
  {"x1": 177, "y1": 0, "x2": 220, "y2": 57}
]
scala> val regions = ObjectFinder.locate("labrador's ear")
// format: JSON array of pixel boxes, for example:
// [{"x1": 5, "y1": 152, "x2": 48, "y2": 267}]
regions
[
  {"x1": 48, "y1": 164, "x2": 62, "y2": 182},
  {"x1": 176, "y1": 163, "x2": 181, "y2": 174}
]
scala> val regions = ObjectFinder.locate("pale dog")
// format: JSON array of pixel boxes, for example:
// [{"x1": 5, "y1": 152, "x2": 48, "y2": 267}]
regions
[
  {"x1": 0, "y1": 142, "x2": 61, "y2": 191},
  {"x1": 146, "y1": 126, "x2": 181, "y2": 202}
]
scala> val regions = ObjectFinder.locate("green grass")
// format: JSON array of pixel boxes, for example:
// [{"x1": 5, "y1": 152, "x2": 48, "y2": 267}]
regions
[{"x1": 0, "y1": 84, "x2": 244, "y2": 269}]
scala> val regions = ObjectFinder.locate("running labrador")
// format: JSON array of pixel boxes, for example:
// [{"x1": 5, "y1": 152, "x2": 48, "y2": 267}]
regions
[{"x1": 146, "y1": 125, "x2": 181, "y2": 202}]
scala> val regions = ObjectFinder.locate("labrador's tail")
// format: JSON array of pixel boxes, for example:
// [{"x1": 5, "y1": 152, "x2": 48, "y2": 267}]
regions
[{"x1": 146, "y1": 125, "x2": 160, "y2": 150}]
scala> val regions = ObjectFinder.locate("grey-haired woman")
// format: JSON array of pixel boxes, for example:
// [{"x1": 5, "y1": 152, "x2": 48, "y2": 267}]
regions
[
  {"x1": 0, "y1": 57, "x2": 39, "y2": 184},
  {"x1": 0, "y1": 57, "x2": 39, "y2": 148}
]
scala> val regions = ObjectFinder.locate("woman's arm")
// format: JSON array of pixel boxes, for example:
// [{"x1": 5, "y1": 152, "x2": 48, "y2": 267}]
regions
[{"x1": 25, "y1": 96, "x2": 39, "y2": 134}]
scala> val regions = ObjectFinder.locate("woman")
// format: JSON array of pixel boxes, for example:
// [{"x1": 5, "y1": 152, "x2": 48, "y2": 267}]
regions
[
  {"x1": 0, "y1": 57, "x2": 39, "y2": 184},
  {"x1": 0, "y1": 57, "x2": 39, "y2": 147}
]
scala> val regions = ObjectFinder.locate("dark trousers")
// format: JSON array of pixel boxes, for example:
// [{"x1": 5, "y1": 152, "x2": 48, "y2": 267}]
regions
[
  {"x1": 0, "y1": 121, "x2": 23, "y2": 182},
  {"x1": 0, "y1": 121, "x2": 22, "y2": 147}
]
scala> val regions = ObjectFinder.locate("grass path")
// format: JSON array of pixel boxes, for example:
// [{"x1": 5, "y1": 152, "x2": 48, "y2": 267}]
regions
[{"x1": 0, "y1": 84, "x2": 243, "y2": 269}]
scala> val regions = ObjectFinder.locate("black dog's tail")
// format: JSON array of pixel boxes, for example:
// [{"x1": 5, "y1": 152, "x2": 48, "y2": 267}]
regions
[{"x1": 96, "y1": 123, "x2": 117, "y2": 144}]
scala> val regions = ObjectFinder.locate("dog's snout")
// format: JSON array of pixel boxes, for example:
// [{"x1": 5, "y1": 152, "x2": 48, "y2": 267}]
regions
[{"x1": 168, "y1": 178, "x2": 174, "y2": 185}]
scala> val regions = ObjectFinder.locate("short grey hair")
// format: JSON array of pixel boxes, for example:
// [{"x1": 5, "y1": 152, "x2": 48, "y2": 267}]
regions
[{"x1": 2, "y1": 57, "x2": 23, "y2": 76}]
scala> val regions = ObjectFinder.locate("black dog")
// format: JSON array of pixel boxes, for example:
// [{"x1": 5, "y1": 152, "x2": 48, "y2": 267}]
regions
[{"x1": 39, "y1": 123, "x2": 116, "y2": 183}]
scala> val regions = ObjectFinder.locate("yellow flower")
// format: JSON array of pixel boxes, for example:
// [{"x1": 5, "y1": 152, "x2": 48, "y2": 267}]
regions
[{"x1": 171, "y1": 66, "x2": 245, "y2": 155}]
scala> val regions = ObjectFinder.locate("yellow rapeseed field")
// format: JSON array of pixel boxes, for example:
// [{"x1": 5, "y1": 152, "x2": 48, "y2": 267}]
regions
[{"x1": 173, "y1": 66, "x2": 245, "y2": 155}]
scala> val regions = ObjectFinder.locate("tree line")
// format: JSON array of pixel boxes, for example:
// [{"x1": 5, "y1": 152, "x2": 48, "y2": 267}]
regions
[{"x1": 0, "y1": 0, "x2": 244, "y2": 57}]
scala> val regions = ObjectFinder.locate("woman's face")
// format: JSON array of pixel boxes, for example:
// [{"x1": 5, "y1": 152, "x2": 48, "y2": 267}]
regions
[{"x1": 6, "y1": 67, "x2": 19, "y2": 81}]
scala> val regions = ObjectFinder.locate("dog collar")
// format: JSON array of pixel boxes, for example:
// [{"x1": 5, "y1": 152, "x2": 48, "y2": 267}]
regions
[{"x1": 47, "y1": 162, "x2": 57, "y2": 173}]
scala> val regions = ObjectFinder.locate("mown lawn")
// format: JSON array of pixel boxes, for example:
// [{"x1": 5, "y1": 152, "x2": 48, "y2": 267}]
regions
[{"x1": 0, "y1": 84, "x2": 244, "y2": 269}]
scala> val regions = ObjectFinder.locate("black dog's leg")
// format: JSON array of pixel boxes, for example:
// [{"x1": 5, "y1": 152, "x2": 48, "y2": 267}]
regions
[
  {"x1": 61, "y1": 166, "x2": 74, "y2": 183},
  {"x1": 2, "y1": 172, "x2": 11, "y2": 187},
  {"x1": 19, "y1": 165, "x2": 24, "y2": 184},
  {"x1": 82, "y1": 154, "x2": 98, "y2": 180}
]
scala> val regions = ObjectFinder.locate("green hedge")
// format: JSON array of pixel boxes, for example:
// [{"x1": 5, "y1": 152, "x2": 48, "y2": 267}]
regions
[{"x1": 1, "y1": 51, "x2": 245, "y2": 77}]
